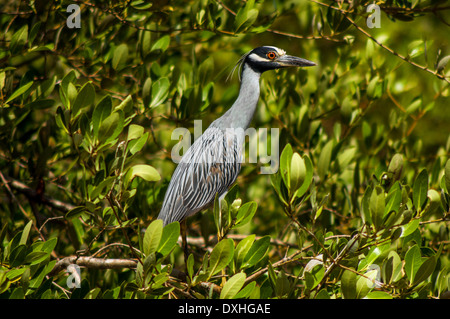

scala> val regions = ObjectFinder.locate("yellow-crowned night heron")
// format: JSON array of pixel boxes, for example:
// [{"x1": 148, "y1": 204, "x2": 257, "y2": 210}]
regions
[{"x1": 158, "y1": 46, "x2": 315, "y2": 256}]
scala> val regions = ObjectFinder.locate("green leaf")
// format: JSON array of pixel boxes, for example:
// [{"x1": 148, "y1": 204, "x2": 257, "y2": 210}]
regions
[
  {"x1": 369, "y1": 186, "x2": 385, "y2": 231},
  {"x1": 187, "y1": 253, "x2": 195, "y2": 281},
  {"x1": 290, "y1": 152, "x2": 306, "y2": 194},
  {"x1": 208, "y1": 238, "x2": 234, "y2": 278},
  {"x1": 234, "y1": 201, "x2": 257, "y2": 227},
  {"x1": 361, "y1": 186, "x2": 373, "y2": 224},
  {"x1": 275, "y1": 270, "x2": 290, "y2": 298},
  {"x1": 393, "y1": 161, "x2": 411, "y2": 187},
  {"x1": 405, "y1": 244, "x2": 422, "y2": 284},
  {"x1": 0, "y1": 72, "x2": 5, "y2": 91},
  {"x1": 72, "y1": 81, "x2": 95, "y2": 117},
  {"x1": 112, "y1": 43, "x2": 129, "y2": 70},
  {"x1": 89, "y1": 176, "x2": 115, "y2": 200},
  {"x1": 198, "y1": 56, "x2": 214, "y2": 86},
  {"x1": 279, "y1": 143, "x2": 293, "y2": 189},
  {"x1": 382, "y1": 251, "x2": 402, "y2": 284},
  {"x1": 365, "y1": 291, "x2": 393, "y2": 299},
  {"x1": 385, "y1": 181, "x2": 402, "y2": 215},
  {"x1": 125, "y1": 164, "x2": 161, "y2": 183},
  {"x1": 367, "y1": 75, "x2": 382, "y2": 99},
  {"x1": 437, "y1": 55, "x2": 450, "y2": 73},
  {"x1": 294, "y1": 154, "x2": 314, "y2": 198},
  {"x1": 143, "y1": 219, "x2": 163, "y2": 256},
  {"x1": 318, "y1": 140, "x2": 333, "y2": 180},
  {"x1": 234, "y1": 0, "x2": 259, "y2": 33},
  {"x1": 140, "y1": 30, "x2": 152, "y2": 58},
  {"x1": 98, "y1": 110, "x2": 124, "y2": 144},
  {"x1": 151, "y1": 35, "x2": 170, "y2": 52},
  {"x1": 28, "y1": 22, "x2": 41, "y2": 46},
  {"x1": 413, "y1": 169, "x2": 428, "y2": 211},
  {"x1": 0, "y1": 272, "x2": 11, "y2": 294},
  {"x1": 413, "y1": 255, "x2": 436, "y2": 286},
  {"x1": 116, "y1": 94, "x2": 133, "y2": 113},
  {"x1": 10, "y1": 25, "x2": 28, "y2": 54},
  {"x1": 304, "y1": 263, "x2": 325, "y2": 290},
  {"x1": 128, "y1": 132, "x2": 149, "y2": 155},
  {"x1": 19, "y1": 220, "x2": 33, "y2": 246},
  {"x1": 59, "y1": 71, "x2": 77, "y2": 108},
  {"x1": 157, "y1": 222, "x2": 180, "y2": 257},
  {"x1": 6, "y1": 81, "x2": 33, "y2": 103},
  {"x1": 234, "y1": 234, "x2": 255, "y2": 270},
  {"x1": 401, "y1": 218, "x2": 420, "y2": 238},
  {"x1": 41, "y1": 237, "x2": 58, "y2": 254},
  {"x1": 444, "y1": 159, "x2": 450, "y2": 193},
  {"x1": 25, "y1": 251, "x2": 48, "y2": 264},
  {"x1": 127, "y1": 124, "x2": 144, "y2": 141},
  {"x1": 10, "y1": 245, "x2": 27, "y2": 267},
  {"x1": 66, "y1": 206, "x2": 88, "y2": 219},
  {"x1": 356, "y1": 268, "x2": 378, "y2": 299},
  {"x1": 341, "y1": 269, "x2": 357, "y2": 299},
  {"x1": 150, "y1": 77, "x2": 170, "y2": 108},
  {"x1": 92, "y1": 95, "x2": 112, "y2": 139},
  {"x1": 315, "y1": 289, "x2": 330, "y2": 299},
  {"x1": 234, "y1": 281, "x2": 257, "y2": 299},
  {"x1": 220, "y1": 272, "x2": 246, "y2": 299},
  {"x1": 243, "y1": 235, "x2": 270, "y2": 268}
]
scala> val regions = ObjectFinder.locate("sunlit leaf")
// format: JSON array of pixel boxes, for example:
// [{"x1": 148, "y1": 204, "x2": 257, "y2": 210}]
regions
[
  {"x1": 208, "y1": 238, "x2": 234, "y2": 278},
  {"x1": 143, "y1": 219, "x2": 163, "y2": 256},
  {"x1": 220, "y1": 272, "x2": 246, "y2": 299}
]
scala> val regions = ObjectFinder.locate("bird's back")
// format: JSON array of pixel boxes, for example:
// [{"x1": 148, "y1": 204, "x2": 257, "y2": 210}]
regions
[{"x1": 157, "y1": 126, "x2": 243, "y2": 225}]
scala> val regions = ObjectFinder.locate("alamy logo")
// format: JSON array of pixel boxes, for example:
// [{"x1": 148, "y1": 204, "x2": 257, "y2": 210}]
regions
[
  {"x1": 367, "y1": 4, "x2": 381, "y2": 29},
  {"x1": 67, "y1": 4, "x2": 81, "y2": 29},
  {"x1": 66, "y1": 264, "x2": 81, "y2": 289}
]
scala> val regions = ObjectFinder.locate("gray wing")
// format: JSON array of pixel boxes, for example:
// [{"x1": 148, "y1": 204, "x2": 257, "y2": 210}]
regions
[{"x1": 157, "y1": 127, "x2": 242, "y2": 225}]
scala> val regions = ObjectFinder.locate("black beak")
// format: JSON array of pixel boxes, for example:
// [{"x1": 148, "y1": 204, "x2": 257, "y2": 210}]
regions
[{"x1": 277, "y1": 55, "x2": 316, "y2": 67}]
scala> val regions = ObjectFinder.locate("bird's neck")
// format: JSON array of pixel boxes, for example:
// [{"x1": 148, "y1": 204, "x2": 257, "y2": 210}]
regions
[{"x1": 213, "y1": 64, "x2": 261, "y2": 130}]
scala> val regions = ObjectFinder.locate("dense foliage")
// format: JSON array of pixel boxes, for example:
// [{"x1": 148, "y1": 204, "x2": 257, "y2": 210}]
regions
[{"x1": 1, "y1": 0, "x2": 449, "y2": 300}]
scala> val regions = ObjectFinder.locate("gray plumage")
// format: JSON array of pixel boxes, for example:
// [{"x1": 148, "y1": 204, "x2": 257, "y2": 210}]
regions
[{"x1": 158, "y1": 46, "x2": 315, "y2": 226}]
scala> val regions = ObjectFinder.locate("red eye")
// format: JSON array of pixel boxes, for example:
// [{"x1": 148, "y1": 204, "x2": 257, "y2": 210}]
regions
[{"x1": 267, "y1": 51, "x2": 277, "y2": 60}]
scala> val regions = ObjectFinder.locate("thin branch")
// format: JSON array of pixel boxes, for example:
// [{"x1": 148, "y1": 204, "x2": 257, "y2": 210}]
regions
[
  {"x1": 310, "y1": 0, "x2": 450, "y2": 84},
  {"x1": 215, "y1": 0, "x2": 343, "y2": 42},
  {"x1": 0, "y1": 172, "x2": 35, "y2": 220},
  {"x1": 4, "y1": 176, "x2": 76, "y2": 213},
  {"x1": 47, "y1": 256, "x2": 138, "y2": 277},
  {"x1": 314, "y1": 233, "x2": 360, "y2": 292}
]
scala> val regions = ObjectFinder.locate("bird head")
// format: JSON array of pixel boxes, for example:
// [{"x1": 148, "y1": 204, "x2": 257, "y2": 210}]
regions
[
  {"x1": 246, "y1": 46, "x2": 316, "y2": 71},
  {"x1": 229, "y1": 46, "x2": 316, "y2": 81}
]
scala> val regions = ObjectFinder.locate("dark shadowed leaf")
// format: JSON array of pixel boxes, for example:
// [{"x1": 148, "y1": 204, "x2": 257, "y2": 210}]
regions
[{"x1": 413, "y1": 169, "x2": 428, "y2": 211}]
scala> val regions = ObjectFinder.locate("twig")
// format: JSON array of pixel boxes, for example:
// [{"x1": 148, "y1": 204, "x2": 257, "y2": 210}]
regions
[
  {"x1": 4, "y1": 176, "x2": 76, "y2": 213},
  {"x1": 215, "y1": 0, "x2": 343, "y2": 42},
  {"x1": 245, "y1": 248, "x2": 305, "y2": 285},
  {"x1": 47, "y1": 256, "x2": 138, "y2": 277},
  {"x1": 0, "y1": 172, "x2": 35, "y2": 220},
  {"x1": 314, "y1": 233, "x2": 360, "y2": 292},
  {"x1": 310, "y1": 0, "x2": 450, "y2": 84}
]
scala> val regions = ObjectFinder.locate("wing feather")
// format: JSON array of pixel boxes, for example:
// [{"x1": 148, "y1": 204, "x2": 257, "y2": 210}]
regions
[{"x1": 157, "y1": 127, "x2": 242, "y2": 225}]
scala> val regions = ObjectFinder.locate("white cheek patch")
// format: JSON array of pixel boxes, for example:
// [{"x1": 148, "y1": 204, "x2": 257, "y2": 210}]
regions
[
  {"x1": 248, "y1": 53, "x2": 270, "y2": 62},
  {"x1": 248, "y1": 47, "x2": 287, "y2": 63}
]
